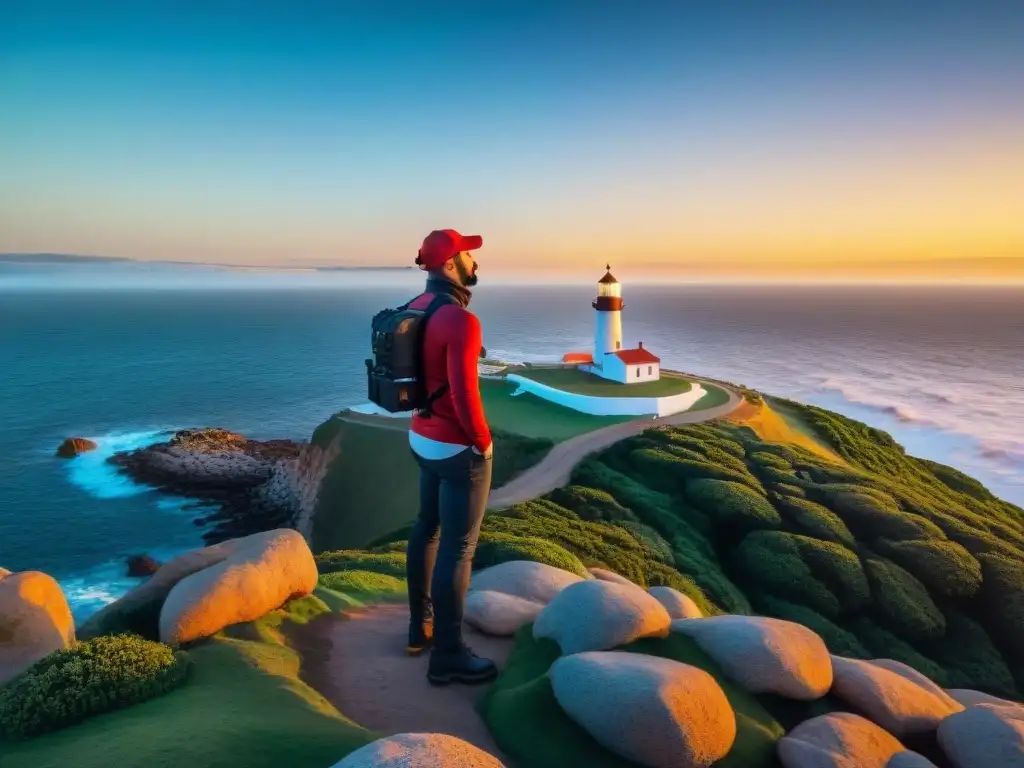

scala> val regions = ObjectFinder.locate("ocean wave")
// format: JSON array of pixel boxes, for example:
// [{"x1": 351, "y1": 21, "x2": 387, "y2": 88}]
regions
[
  {"x1": 818, "y1": 378, "x2": 932, "y2": 425},
  {"x1": 60, "y1": 542, "x2": 198, "y2": 623},
  {"x1": 65, "y1": 429, "x2": 174, "y2": 499}
]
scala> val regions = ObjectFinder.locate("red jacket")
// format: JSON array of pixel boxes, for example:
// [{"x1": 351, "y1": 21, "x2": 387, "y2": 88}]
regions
[{"x1": 408, "y1": 291, "x2": 492, "y2": 453}]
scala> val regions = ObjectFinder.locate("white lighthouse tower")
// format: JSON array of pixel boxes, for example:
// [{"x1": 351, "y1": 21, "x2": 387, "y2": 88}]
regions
[{"x1": 593, "y1": 264, "x2": 623, "y2": 359}]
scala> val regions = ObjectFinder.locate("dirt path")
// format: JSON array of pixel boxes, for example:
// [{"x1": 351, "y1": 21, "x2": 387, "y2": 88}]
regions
[
  {"x1": 486, "y1": 385, "x2": 743, "y2": 509},
  {"x1": 300, "y1": 604, "x2": 515, "y2": 763}
]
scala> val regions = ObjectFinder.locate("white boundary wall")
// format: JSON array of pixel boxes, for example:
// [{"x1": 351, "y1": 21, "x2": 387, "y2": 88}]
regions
[{"x1": 506, "y1": 373, "x2": 707, "y2": 417}]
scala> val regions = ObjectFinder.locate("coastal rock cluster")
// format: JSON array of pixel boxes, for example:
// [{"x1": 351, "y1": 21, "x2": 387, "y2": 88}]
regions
[
  {"x1": 106, "y1": 427, "x2": 306, "y2": 543},
  {"x1": 469, "y1": 559, "x2": 1024, "y2": 768},
  {"x1": 79, "y1": 528, "x2": 318, "y2": 645}
]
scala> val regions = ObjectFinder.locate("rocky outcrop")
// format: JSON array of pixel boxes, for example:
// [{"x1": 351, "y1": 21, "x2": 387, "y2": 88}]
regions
[
  {"x1": 534, "y1": 578, "x2": 671, "y2": 655},
  {"x1": 55, "y1": 437, "x2": 97, "y2": 458},
  {"x1": 550, "y1": 650, "x2": 736, "y2": 767},
  {"x1": 649, "y1": 585, "x2": 703, "y2": 619},
  {"x1": 777, "y1": 712, "x2": 932, "y2": 768},
  {"x1": 159, "y1": 528, "x2": 318, "y2": 645},
  {"x1": 109, "y1": 427, "x2": 304, "y2": 544},
  {"x1": 672, "y1": 615, "x2": 832, "y2": 699},
  {"x1": 464, "y1": 590, "x2": 544, "y2": 637},
  {"x1": 469, "y1": 560, "x2": 586, "y2": 605},
  {"x1": 332, "y1": 732, "x2": 505, "y2": 767},
  {"x1": 0, "y1": 569, "x2": 76, "y2": 685},
  {"x1": 80, "y1": 529, "x2": 317, "y2": 644},
  {"x1": 127, "y1": 554, "x2": 160, "y2": 577},
  {"x1": 829, "y1": 655, "x2": 963, "y2": 738},
  {"x1": 937, "y1": 703, "x2": 1024, "y2": 768}
]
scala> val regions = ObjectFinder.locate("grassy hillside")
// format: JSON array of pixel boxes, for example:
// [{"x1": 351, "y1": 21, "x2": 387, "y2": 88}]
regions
[
  {"x1": 369, "y1": 396, "x2": 1024, "y2": 700},
  {"x1": 0, "y1": 595, "x2": 373, "y2": 768}
]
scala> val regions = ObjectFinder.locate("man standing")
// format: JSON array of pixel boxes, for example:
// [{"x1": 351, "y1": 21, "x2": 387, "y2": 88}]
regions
[{"x1": 404, "y1": 228, "x2": 496, "y2": 686}]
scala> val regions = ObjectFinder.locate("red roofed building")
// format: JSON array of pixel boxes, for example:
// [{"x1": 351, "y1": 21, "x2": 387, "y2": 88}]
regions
[{"x1": 562, "y1": 351, "x2": 594, "y2": 365}]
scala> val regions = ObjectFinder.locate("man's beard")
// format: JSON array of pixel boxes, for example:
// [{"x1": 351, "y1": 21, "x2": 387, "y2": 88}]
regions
[{"x1": 458, "y1": 260, "x2": 479, "y2": 287}]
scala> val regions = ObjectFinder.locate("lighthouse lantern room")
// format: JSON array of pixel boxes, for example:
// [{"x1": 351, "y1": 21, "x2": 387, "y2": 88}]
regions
[{"x1": 562, "y1": 266, "x2": 662, "y2": 385}]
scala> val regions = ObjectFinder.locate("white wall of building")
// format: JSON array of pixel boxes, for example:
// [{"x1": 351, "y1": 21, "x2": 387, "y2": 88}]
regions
[
  {"x1": 594, "y1": 310, "x2": 623, "y2": 358},
  {"x1": 506, "y1": 373, "x2": 707, "y2": 417},
  {"x1": 596, "y1": 354, "x2": 660, "y2": 384}
]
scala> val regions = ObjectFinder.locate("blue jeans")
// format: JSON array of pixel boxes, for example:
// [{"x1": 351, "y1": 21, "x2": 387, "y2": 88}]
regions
[{"x1": 406, "y1": 446, "x2": 492, "y2": 651}]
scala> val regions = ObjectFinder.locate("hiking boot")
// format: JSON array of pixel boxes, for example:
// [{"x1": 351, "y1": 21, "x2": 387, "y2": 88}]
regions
[
  {"x1": 427, "y1": 642, "x2": 498, "y2": 686},
  {"x1": 407, "y1": 622, "x2": 433, "y2": 656}
]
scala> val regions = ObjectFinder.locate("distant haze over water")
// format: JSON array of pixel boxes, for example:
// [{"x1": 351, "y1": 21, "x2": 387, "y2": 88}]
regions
[{"x1": 1, "y1": 268, "x2": 1021, "y2": 620}]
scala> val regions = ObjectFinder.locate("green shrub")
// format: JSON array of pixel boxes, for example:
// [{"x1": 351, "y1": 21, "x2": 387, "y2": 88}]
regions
[
  {"x1": 749, "y1": 593, "x2": 870, "y2": 659},
  {"x1": 774, "y1": 496, "x2": 855, "y2": 547},
  {"x1": 473, "y1": 531, "x2": 589, "y2": 578},
  {"x1": 794, "y1": 537, "x2": 870, "y2": 613},
  {"x1": 977, "y1": 553, "x2": 1024, "y2": 664},
  {"x1": 749, "y1": 451, "x2": 793, "y2": 471},
  {"x1": 864, "y1": 557, "x2": 946, "y2": 643},
  {"x1": 731, "y1": 531, "x2": 841, "y2": 619},
  {"x1": 847, "y1": 616, "x2": 950, "y2": 686},
  {"x1": 775, "y1": 483, "x2": 808, "y2": 499},
  {"x1": 925, "y1": 611, "x2": 1019, "y2": 699},
  {"x1": 686, "y1": 479, "x2": 782, "y2": 535},
  {"x1": 315, "y1": 549, "x2": 406, "y2": 577},
  {"x1": 547, "y1": 485, "x2": 638, "y2": 524},
  {"x1": 617, "y1": 520, "x2": 674, "y2": 564},
  {"x1": 571, "y1": 458, "x2": 716, "y2": 558},
  {"x1": 0, "y1": 634, "x2": 191, "y2": 740},
  {"x1": 920, "y1": 458, "x2": 997, "y2": 501},
  {"x1": 824, "y1": 490, "x2": 945, "y2": 542},
  {"x1": 630, "y1": 448, "x2": 756, "y2": 490},
  {"x1": 874, "y1": 538, "x2": 982, "y2": 599}
]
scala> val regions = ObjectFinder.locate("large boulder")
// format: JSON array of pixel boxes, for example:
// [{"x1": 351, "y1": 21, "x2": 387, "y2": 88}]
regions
[
  {"x1": 159, "y1": 528, "x2": 318, "y2": 645},
  {"x1": 829, "y1": 656, "x2": 963, "y2": 738},
  {"x1": 0, "y1": 570, "x2": 76, "y2": 685},
  {"x1": 550, "y1": 650, "x2": 736, "y2": 767},
  {"x1": 534, "y1": 578, "x2": 671, "y2": 655},
  {"x1": 55, "y1": 437, "x2": 97, "y2": 458},
  {"x1": 937, "y1": 703, "x2": 1024, "y2": 768},
  {"x1": 865, "y1": 659, "x2": 961, "y2": 710},
  {"x1": 464, "y1": 590, "x2": 543, "y2": 637},
  {"x1": 79, "y1": 534, "x2": 257, "y2": 638},
  {"x1": 649, "y1": 586, "x2": 703, "y2": 619},
  {"x1": 469, "y1": 560, "x2": 585, "y2": 605},
  {"x1": 946, "y1": 688, "x2": 1024, "y2": 711},
  {"x1": 672, "y1": 615, "x2": 832, "y2": 699},
  {"x1": 332, "y1": 732, "x2": 505, "y2": 767},
  {"x1": 777, "y1": 712, "x2": 931, "y2": 768}
]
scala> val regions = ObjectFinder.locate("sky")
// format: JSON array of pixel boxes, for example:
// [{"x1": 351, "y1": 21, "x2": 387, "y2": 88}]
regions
[{"x1": 2, "y1": 1, "x2": 1023, "y2": 281}]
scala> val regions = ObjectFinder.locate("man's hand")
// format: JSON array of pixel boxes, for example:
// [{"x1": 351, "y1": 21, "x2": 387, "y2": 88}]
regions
[{"x1": 473, "y1": 442, "x2": 493, "y2": 458}]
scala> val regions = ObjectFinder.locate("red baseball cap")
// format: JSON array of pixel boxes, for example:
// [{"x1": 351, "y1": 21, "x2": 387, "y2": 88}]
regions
[{"x1": 416, "y1": 229, "x2": 483, "y2": 270}]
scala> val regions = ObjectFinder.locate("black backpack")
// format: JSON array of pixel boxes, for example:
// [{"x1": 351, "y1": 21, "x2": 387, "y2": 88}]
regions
[{"x1": 365, "y1": 293, "x2": 457, "y2": 415}]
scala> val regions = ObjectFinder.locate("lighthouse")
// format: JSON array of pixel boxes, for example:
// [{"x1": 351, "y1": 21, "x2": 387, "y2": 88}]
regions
[{"x1": 593, "y1": 265, "x2": 624, "y2": 359}]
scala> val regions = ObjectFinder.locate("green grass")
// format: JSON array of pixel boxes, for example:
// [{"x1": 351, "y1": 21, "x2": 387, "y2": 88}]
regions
[
  {"x1": 686, "y1": 383, "x2": 732, "y2": 411},
  {"x1": 514, "y1": 366, "x2": 693, "y2": 398},
  {"x1": 481, "y1": 379, "x2": 634, "y2": 440},
  {"x1": 0, "y1": 596, "x2": 373, "y2": 768}
]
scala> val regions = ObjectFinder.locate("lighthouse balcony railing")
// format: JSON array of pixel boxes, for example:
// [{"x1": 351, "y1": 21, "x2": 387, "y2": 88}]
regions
[{"x1": 592, "y1": 300, "x2": 625, "y2": 309}]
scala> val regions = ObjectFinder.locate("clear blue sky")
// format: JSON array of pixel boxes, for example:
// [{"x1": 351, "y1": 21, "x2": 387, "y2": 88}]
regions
[{"x1": 2, "y1": 1, "x2": 1022, "y2": 277}]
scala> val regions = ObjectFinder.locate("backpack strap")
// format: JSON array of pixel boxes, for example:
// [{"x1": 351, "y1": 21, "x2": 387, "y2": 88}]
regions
[{"x1": 415, "y1": 293, "x2": 459, "y2": 418}]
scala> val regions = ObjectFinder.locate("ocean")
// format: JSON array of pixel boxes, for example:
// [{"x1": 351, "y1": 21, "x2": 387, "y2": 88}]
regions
[{"x1": 1, "y1": 265, "x2": 1022, "y2": 621}]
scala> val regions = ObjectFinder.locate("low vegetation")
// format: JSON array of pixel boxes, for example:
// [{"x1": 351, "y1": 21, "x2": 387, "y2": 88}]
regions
[
  {"x1": 0, "y1": 635, "x2": 191, "y2": 740},
  {"x1": 0, "y1": 595, "x2": 375, "y2": 767}
]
